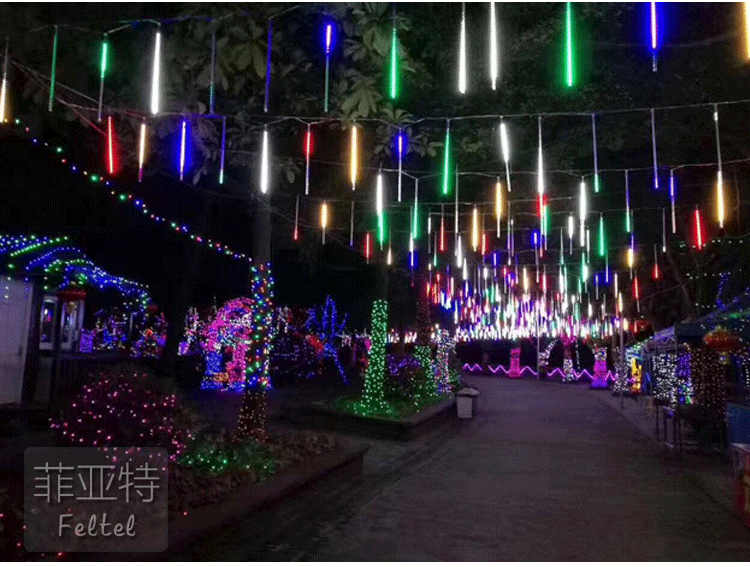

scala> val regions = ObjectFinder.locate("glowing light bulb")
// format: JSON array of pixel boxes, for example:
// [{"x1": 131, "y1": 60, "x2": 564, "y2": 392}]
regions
[
  {"x1": 489, "y1": 1, "x2": 499, "y2": 90},
  {"x1": 150, "y1": 28, "x2": 161, "y2": 115},
  {"x1": 568, "y1": 214, "x2": 575, "y2": 240},
  {"x1": 627, "y1": 246, "x2": 634, "y2": 269},
  {"x1": 260, "y1": 127, "x2": 270, "y2": 194},
  {"x1": 387, "y1": 246, "x2": 393, "y2": 266},
  {"x1": 716, "y1": 170, "x2": 725, "y2": 228},
  {"x1": 350, "y1": 125, "x2": 358, "y2": 191},
  {"x1": 458, "y1": 3, "x2": 468, "y2": 94}
]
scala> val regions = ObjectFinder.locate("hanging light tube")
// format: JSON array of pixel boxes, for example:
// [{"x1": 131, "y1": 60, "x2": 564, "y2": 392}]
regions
[
  {"x1": 179, "y1": 118, "x2": 187, "y2": 181},
  {"x1": 150, "y1": 26, "x2": 161, "y2": 115},
  {"x1": 442, "y1": 121, "x2": 451, "y2": 196},
  {"x1": 662, "y1": 208, "x2": 667, "y2": 252},
  {"x1": 294, "y1": 195, "x2": 300, "y2": 241},
  {"x1": 713, "y1": 104, "x2": 724, "y2": 228},
  {"x1": 458, "y1": 2, "x2": 468, "y2": 94},
  {"x1": 650, "y1": 1, "x2": 658, "y2": 72},
  {"x1": 669, "y1": 169, "x2": 676, "y2": 233},
  {"x1": 389, "y1": 7, "x2": 399, "y2": 100},
  {"x1": 324, "y1": 22, "x2": 333, "y2": 112},
  {"x1": 138, "y1": 121, "x2": 146, "y2": 183},
  {"x1": 651, "y1": 108, "x2": 659, "y2": 189},
  {"x1": 48, "y1": 25, "x2": 58, "y2": 112},
  {"x1": 97, "y1": 34, "x2": 108, "y2": 122},
  {"x1": 565, "y1": 2, "x2": 574, "y2": 87},
  {"x1": 260, "y1": 127, "x2": 270, "y2": 194},
  {"x1": 625, "y1": 169, "x2": 632, "y2": 233},
  {"x1": 320, "y1": 201, "x2": 328, "y2": 244},
  {"x1": 598, "y1": 214, "x2": 606, "y2": 257},
  {"x1": 397, "y1": 130, "x2": 404, "y2": 202},
  {"x1": 489, "y1": 1, "x2": 499, "y2": 90},
  {"x1": 652, "y1": 244, "x2": 660, "y2": 280},
  {"x1": 579, "y1": 178, "x2": 587, "y2": 247},
  {"x1": 694, "y1": 208, "x2": 704, "y2": 250},
  {"x1": 591, "y1": 114, "x2": 600, "y2": 193},
  {"x1": 350, "y1": 124, "x2": 358, "y2": 191},
  {"x1": 499, "y1": 119, "x2": 511, "y2": 192},
  {"x1": 413, "y1": 178, "x2": 419, "y2": 239},
  {"x1": 305, "y1": 124, "x2": 312, "y2": 195},
  {"x1": 495, "y1": 179, "x2": 502, "y2": 237},
  {"x1": 350, "y1": 200, "x2": 355, "y2": 247},
  {"x1": 471, "y1": 206, "x2": 479, "y2": 251},
  {"x1": 376, "y1": 170, "x2": 385, "y2": 247},
  {"x1": 106, "y1": 115, "x2": 115, "y2": 175},
  {"x1": 219, "y1": 116, "x2": 226, "y2": 185}
]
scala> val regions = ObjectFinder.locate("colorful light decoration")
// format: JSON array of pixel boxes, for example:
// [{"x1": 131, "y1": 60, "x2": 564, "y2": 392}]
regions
[
  {"x1": 365, "y1": 232, "x2": 372, "y2": 262},
  {"x1": 578, "y1": 178, "x2": 587, "y2": 247},
  {"x1": 744, "y1": 2, "x2": 750, "y2": 60},
  {"x1": 495, "y1": 179, "x2": 503, "y2": 236},
  {"x1": 713, "y1": 104, "x2": 724, "y2": 228},
  {"x1": 564, "y1": 2, "x2": 574, "y2": 87},
  {"x1": 397, "y1": 130, "x2": 404, "y2": 202},
  {"x1": 304, "y1": 124, "x2": 312, "y2": 195},
  {"x1": 0, "y1": 38, "x2": 8, "y2": 123},
  {"x1": 323, "y1": 21, "x2": 333, "y2": 112},
  {"x1": 219, "y1": 116, "x2": 226, "y2": 185},
  {"x1": 650, "y1": 1, "x2": 658, "y2": 72},
  {"x1": 97, "y1": 34, "x2": 108, "y2": 122},
  {"x1": 48, "y1": 25, "x2": 58, "y2": 112},
  {"x1": 669, "y1": 169, "x2": 676, "y2": 233},
  {"x1": 358, "y1": 300, "x2": 389, "y2": 414},
  {"x1": 591, "y1": 114, "x2": 600, "y2": 193},
  {"x1": 137, "y1": 120, "x2": 147, "y2": 183},
  {"x1": 653, "y1": 244, "x2": 660, "y2": 280},
  {"x1": 412, "y1": 178, "x2": 419, "y2": 239},
  {"x1": 320, "y1": 201, "x2": 328, "y2": 244},
  {"x1": 179, "y1": 118, "x2": 188, "y2": 181},
  {"x1": 499, "y1": 119, "x2": 511, "y2": 192},
  {"x1": 625, "y1": 169, "x2": 632, "y2": 233},
  {"x1": 442, "y1": 122, "x2": 451, "y2": 196},
  {"x1": 471, "y1": 206, "x2": 479, "y2": 251},
  {"x1": 389, "y1": 9, "x2": 399, "y2": 100},
  {"x1": 350, "y1": 124, "x2": 358, "y2": 191},
  {"x1": 376, "y1": 170, "x2": 386, "y2": 247},
  {"x1": 651, "y1": 108, "x2": 659, "y2": 189},
  {"x1": 489, "y1": 1, "x2": 499, "y2": 90},
  {"x1": 598, "y1": 214, "x2": 606, "y2": 257},
  {"x1": 694, "y1": 207, "x2": 705, "y2": 249},
  {"x1": 106, "y1": 115, "x2": 116, "y2": 175},
  {"x1": 150, "y1": 26, "x2": 161, "y2": 115},
  {"x1": 458, "y1": 2, "x2": 468, "y2": 94},
  {"x1": 260, "y1": 127, "x2": 270, "y2": 194},
  {"x1": 294, "y1": 195, "x2": 300, "y2": 241}
]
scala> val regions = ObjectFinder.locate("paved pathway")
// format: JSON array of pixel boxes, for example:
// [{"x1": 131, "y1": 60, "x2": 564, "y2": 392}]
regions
[{"x1": 248, "y1": 377, "x2": 750, "y2": 561}]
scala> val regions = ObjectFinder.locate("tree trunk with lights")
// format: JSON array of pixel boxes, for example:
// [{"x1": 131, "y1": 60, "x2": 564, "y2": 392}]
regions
[{"x1": 236, "y1": 192, "x2": 272, "y2": 440}]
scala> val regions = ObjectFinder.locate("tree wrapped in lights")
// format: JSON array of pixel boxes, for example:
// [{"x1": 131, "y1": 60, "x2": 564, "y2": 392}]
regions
[
  {"x1": 236, "y1": 263, "x2": 275, "y2": 440},
  {"x1": 179, "y1": 307, "x2": 203, "y2": 355},
  {"x1": 354, "y1": 299, "x2": 391, "y2": 415},
  {"x1": 414, "y1": 276, "x2": 434, "y2": 383},
  {"x1": 434, "y1": 330, "x2": 453, "y2": 393}
]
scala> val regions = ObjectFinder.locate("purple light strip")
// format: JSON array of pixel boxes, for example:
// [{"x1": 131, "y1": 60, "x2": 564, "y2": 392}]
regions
[{"x1": 462, "y1": 363, "x2": 617, "y2": 382}]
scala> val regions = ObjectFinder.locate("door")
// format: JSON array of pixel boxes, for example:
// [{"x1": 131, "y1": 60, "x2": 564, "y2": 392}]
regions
[{"x1": 0, "y1": 278, "x2": 33, "y2": 404}]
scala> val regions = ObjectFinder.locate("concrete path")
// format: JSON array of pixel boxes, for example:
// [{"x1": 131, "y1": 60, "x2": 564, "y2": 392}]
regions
[{"x1": 251, "y1": 377, "x2": 750, "y2": 561}]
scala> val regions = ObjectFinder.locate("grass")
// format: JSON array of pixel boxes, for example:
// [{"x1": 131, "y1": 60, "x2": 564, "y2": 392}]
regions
[{"x1": 332, "y1": 393, "x2": 453, "y2": 420}]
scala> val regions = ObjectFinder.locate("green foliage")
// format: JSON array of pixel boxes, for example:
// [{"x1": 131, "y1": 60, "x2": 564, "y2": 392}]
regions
[{"x1": 178, "y1": 432, "x2": 279, "y2": 477}]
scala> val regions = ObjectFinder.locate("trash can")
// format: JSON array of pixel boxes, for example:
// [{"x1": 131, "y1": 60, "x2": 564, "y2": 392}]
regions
[
  {"x1": 456, "y1": 387, "x2": 479, "y2": 419},
  {"x1": 731, "y1": 443, "x2": 750, "y2": 529}
]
